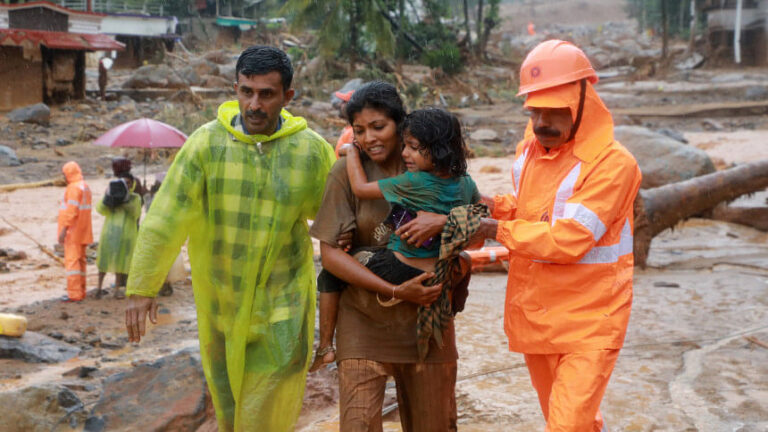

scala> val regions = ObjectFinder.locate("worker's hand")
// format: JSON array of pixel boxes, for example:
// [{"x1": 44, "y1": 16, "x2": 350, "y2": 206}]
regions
[
  {"x1": 395, "y1": 272, "x2": 442, "y2": 306},
  {"x1": 125, "y1": 294, "x2": 158, "y2": 343},
  {"x1": 336, "y1": 229, "x2": 354, "y2": 252},
  {"x1": 57, "y1": 228, "x2": 67, "y2": 245},
  {"x1": 479, "y1": 194, "x2": 495, "y2": 214},
  {"x1": 467, "y1": 218, "x2": 499, "y2": 249},
  {"x1": 396, "y1": 211, "x2": 447, "y2": 247}
]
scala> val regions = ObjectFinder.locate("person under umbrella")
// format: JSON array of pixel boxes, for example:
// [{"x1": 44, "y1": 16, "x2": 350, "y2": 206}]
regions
[{"x1": 94, "y1": 157, "x2": 142, "y2": 299}]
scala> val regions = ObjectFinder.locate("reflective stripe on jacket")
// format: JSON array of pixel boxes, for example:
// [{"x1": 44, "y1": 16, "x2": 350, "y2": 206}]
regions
[{"x1": 494, "y1": 82, "x2": 642, "y2": 354}]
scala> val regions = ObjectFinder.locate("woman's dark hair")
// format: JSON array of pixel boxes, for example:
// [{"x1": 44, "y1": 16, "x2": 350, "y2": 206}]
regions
[
  {"x1": 235, "y1": 45, "x2": 293, "y2": 90},
  {"x1": 401, "y1": 107, "x2": 469, "y2": 177},
  {"x1": 345, "y1": 81, "x2": 406, "y2": 126}
]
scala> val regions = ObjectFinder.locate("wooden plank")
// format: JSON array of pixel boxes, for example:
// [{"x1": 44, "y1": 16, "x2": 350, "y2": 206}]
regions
[{"x1": 614, "y1": 100, "x2": 768, "y2": 117}]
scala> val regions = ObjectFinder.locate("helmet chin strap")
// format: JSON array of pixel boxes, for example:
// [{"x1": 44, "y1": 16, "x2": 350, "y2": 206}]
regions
[{"x1": 567, "y1": 79, "x2": 587, "y2": 143}]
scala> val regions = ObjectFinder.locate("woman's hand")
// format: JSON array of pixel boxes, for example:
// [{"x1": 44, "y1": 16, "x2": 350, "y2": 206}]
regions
[
  {"x1": 395, "y1": 211, "x2": 447, "y2": 248},
  {"x1": 394, "y1": 272, "x2": 442, "y2": 306}
]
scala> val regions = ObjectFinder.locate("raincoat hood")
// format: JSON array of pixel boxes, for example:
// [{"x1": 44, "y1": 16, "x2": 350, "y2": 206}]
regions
[
  {"x1": 62, "y1": 161, "x2": 83, "y2": 184},
  {"x1": 524, "y1": 80, "x2": 614, "y2": 163},
  {"x1": 217, "y1": 100, "x2": 307, "y2": 144}
]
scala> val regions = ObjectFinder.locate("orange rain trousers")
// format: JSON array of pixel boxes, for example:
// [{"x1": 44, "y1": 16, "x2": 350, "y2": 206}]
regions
[
  {"x1": 525, "y1": 350, "x2": 618, "y2": 432},
  {"x1": 64, "y1": 242, "x2": 87, "y2": 301}
]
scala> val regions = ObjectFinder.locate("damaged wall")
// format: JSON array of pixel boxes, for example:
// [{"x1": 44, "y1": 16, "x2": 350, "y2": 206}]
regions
[{"x1": 0, "y1": 46, "x2": 42, "y2": 111}]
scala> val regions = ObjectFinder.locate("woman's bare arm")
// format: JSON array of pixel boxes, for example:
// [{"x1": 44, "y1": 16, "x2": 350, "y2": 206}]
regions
[{"x1": 320, "y1": 241, "x2": 441, "y2": 305}]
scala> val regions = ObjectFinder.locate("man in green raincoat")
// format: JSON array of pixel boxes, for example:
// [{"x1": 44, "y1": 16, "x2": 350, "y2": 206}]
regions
[{"x1": 124, "y1": 46, "x2": 335, "y2": 431}]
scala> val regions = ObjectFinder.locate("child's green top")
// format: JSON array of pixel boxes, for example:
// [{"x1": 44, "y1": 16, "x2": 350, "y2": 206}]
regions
[{"x1": 378, "y1": 171, "x2": 480, "y2": 258}]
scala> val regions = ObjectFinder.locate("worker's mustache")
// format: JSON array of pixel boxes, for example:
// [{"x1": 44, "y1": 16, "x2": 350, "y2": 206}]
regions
[
  {"x1": 534, "y1": 126, "x2": 561, "y2": 137},
  {"x1": 245, "y1": 110, "x2": 267, "y2": 119}
]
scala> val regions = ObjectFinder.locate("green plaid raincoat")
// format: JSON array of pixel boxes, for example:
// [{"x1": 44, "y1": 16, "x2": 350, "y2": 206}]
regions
[
  {"x1": 96, "y1": 192, "x2": 141, "y2": 273},
  {"x1": 126, "y1": 101, "x2": 335, "y2": 431}
]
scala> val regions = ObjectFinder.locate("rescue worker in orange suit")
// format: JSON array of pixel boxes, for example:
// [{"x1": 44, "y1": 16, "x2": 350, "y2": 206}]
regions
[
  {"x1": 333, "y1": 89, "x2": 355, "y2": 158},
  {"x1": 470, "y1": 40, "x2": 642, "y2": 431},
  {"x1": 58, "y1": 161, "x2": 93, "y2": 302}
]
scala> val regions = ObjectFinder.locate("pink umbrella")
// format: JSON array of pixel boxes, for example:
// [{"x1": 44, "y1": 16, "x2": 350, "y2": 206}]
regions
[
  {"x1": 94, "y1": 118, "x2": 188, "y2": 185},
  {"x1": 94, "y1": 118, "x2": 187, "y2": 149}
]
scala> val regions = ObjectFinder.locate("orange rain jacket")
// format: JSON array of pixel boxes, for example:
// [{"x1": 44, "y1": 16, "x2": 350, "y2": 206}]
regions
[
  {"x1": 58, "y1": 161, "x2": 93, "y2": 245},
  {"x1": 335, "y1": 125, "x2": 354, "y2": 158},
  {"x1": 493, "y1": 81, "x2": 642, "y2": 354}
]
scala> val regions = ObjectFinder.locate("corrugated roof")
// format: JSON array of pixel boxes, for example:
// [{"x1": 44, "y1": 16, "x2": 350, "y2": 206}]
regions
[
  {"x1": 0, "y1": 1, "x2": 106, "y2": 17},
  {"x1": 0, "y1": 28, "x2": 125, "y2": 51}
]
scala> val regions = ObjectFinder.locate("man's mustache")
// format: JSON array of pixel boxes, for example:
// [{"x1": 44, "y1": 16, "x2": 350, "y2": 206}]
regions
[
  {"x1": 534, "y1": 126, "x2": 561, "y2": 137},
  {"x1": 245, "y1": 110, "x2": 267, "y2": 119}
]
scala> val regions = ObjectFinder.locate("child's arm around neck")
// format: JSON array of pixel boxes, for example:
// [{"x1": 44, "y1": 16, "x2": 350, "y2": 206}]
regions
[{"x1": 345, "y1": 144, "x2": 385, "y2": 200}]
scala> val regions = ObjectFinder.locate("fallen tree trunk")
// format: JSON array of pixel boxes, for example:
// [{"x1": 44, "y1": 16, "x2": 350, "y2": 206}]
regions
[
  {"x1": 0, "y1": 177, "x2": 66, "y2": 193},
  {"x1": 634, "y1": 160, "x2": 768, "y2": 267},
  {"x1": 0, "y1": 216, "x2": 64, "y2": 266},
  {"x1": 711, "y1": 204, "x2": 768, "y2": 231}
]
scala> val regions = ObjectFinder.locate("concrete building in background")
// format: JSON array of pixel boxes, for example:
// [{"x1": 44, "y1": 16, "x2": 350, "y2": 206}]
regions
[
  {"x1": 704, "y1": 0, "x2": 768, "y2": 65},
  {"x1": 49, "y1": 1, "x2": 180, "y2": 68},
  {"x1": 0, "y1": 1, "x2": 124, "y2": 111}
]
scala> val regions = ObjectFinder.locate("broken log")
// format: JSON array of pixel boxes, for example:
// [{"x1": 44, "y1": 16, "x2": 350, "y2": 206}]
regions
[
  {"x1": 634, "y1": 160, "x2": 768, "y2": 267},
  {"x1": 745, "y1": 336, "x2": 768, "y2": 350},
  {"x1": 710, "y1": 204, "x2": 768, "y2": 231},
  {"x1": 0, "y1": 177, "x2": 66, "y2": 193},
  {"x1": 0, "y1": 216, "x2": 64, "y2": 266}
]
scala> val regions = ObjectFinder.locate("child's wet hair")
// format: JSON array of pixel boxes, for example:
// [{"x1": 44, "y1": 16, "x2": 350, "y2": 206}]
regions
[{"x1": 400, "y1": 107, "x2": 468, "y2": 177}]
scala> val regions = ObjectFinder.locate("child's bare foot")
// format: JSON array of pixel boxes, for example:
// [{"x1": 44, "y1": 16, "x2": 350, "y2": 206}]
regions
[{"x1": 308, "y1": 346, "x2": 335, "y2": 372}]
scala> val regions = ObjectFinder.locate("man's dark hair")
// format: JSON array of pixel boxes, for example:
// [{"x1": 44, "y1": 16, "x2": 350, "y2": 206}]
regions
[
  {"x1": 400, "y1": 107, "x2": 469, "y2": 177},
  {"x1": 345, "y1": 81, "x2": 406, "y2": 126},
  {"x1": 235, "y1": 45, "x2": 293, "y2": 91}
]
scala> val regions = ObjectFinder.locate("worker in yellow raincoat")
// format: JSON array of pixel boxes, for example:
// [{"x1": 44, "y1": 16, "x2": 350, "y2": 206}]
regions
[
  {"x1": 470, "y1": 40, "x2": 642, "y2": 431},
  {"x1": 124, "y1": 46, "x2": 335, "y2": 431}
]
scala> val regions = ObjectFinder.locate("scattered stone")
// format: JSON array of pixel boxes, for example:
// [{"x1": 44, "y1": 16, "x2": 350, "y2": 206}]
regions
[
  {"x1": 59, "y1": 311, "x2": 70, "y2": 320},
  {"x1": 55, "y1": 138, "x2": 73, "y2": 147},
  {"x1": 0, "y1": 248, "x2": 28, "y2": 260},
  {"x1": 7, "y1": 103, "x2": 51, "y2": 125},
  {"x1": 62, "y1": 366, "x2": 98, "y2": 378},
  {"x1": 331, "y1": 78, "x2": 364, "y2": 105},
  {"x1": 653, "y1": 281, "x2": 681, "y2": 288},
  {"x1": 674, "y1": 52, "x2": 705, "y2": 70},
  {"x1": 0, "y1": 386, "x2": 87, "y2": 431},
  {"x1": 470, "y1": 128, "x2": 500, "y2": 142},
  {"x1": 122, "y1": 65, "x2": 188, "y2": 89},
  {"x1": 48, "y1": 331, "x2": 64, "y2": 340},
  {"x1": 0, "y1": 332, "x2": 80, "y2": 363},
  {"x1": 655, "y1": 128, "x2": 688, "y2": 144},
  {"x1": 218, "y1": 63, "x2": 236, "y2": 80},
  {"x1": 701, "y1": 118, "x2": 724, "y2": 131},
  {"x1": 89, "y1": 349, "x2": 213, "y2": 430},
  {"x1": 203, "y1": 49, "x2": 234, "y2": 64},
  {"x1": 745, "y1": 86, "x2": 768, "y2": 100},
  {"x1": 614, "y1": 126, "x2": 715, "y2": 188},
  {"x1": 202, "y1": 74, "x2": 231, "y2": 88},
  {"x1": 0, "y1": 145, "x2": 21, "y2": 167}
]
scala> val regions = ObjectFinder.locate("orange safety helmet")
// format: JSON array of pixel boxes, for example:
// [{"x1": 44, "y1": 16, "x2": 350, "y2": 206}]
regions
[{"x1": 517, "y1": 40, "x2": 598, "y2": 96}]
